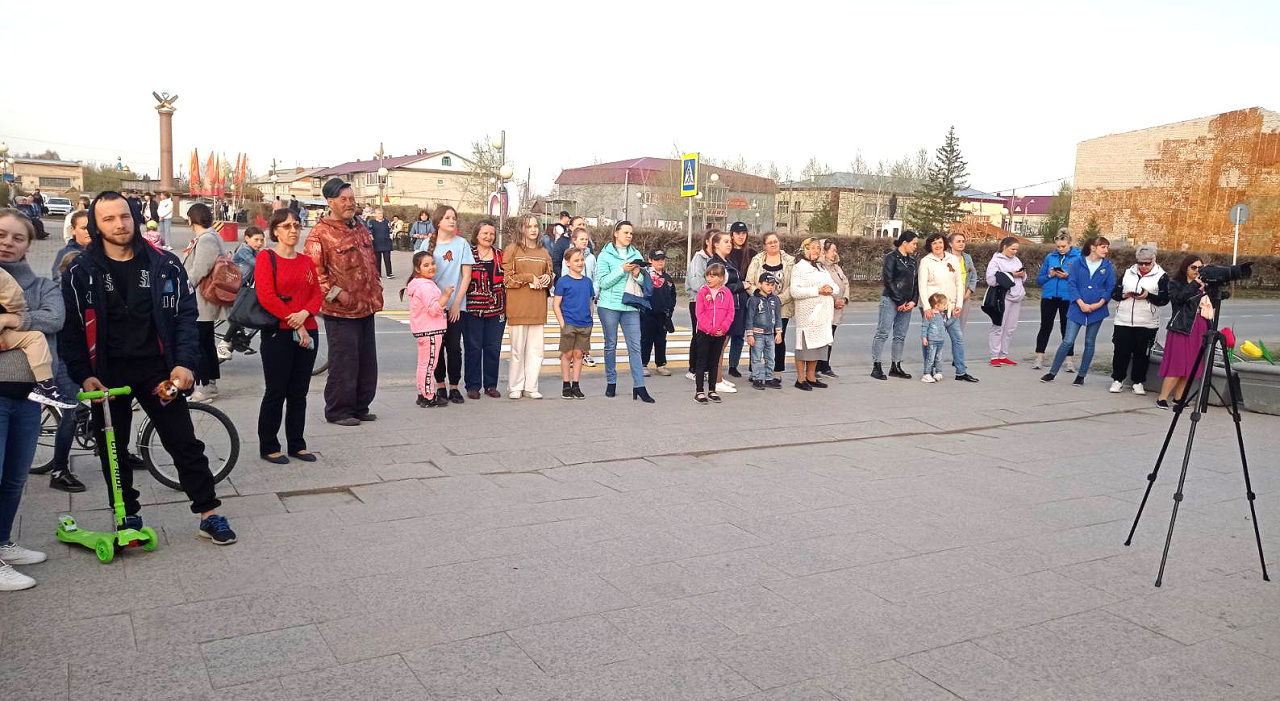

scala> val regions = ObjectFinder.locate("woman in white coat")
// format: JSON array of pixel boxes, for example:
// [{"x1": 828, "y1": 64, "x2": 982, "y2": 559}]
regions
[{"x1": 788, "y1": 238, "x2": 838, "y2": 391}]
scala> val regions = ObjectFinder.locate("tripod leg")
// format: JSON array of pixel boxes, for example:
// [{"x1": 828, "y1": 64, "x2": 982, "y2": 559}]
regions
[
  {"x1": 1154, "y1": 331, "x2": 1217, "y2": 587},
  {"x1": 1125, "y1": 329, "x2": 1212, "y2": 547},
  {"x1": 1220, "y1": 339, "x2": 1271, "y2": 582}
]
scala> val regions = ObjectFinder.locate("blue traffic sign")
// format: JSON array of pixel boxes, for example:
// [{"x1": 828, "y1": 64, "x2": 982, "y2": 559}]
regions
[{"x1": 681, "y1": 154, "x2": 698, "y2": 198}]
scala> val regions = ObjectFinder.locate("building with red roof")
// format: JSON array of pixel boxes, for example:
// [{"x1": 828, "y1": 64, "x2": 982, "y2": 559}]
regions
[{"x1": 554, "y1": 158, "x2": 777, "y2": 232}]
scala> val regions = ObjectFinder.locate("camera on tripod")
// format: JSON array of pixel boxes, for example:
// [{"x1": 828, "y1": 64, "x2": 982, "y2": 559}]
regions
[{"x1": 1199, "y1": 261, "x2": 1252, "y2": 286}]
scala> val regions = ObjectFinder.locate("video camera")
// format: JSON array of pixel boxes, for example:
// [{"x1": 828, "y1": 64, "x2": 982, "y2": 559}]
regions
[{"x1": 1200, "y1": 261, "x2": 1252, "y2": 286}]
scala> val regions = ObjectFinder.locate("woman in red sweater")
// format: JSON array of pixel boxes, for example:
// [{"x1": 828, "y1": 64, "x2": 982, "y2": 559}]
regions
[{"x1": 255, "y1": 209, "x2": 324, "y2": 464}]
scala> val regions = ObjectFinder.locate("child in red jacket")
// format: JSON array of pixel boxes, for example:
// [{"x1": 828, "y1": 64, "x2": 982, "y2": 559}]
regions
[{"x1": 692, "y1": 263, "x2": 735, "y2": 404}]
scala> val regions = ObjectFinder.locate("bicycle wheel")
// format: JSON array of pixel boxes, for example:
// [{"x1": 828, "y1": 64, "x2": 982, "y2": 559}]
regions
[
  {"x1": 139, "y1": 403, "x2": 240, "y2": 490},
  {"x1": 29, "y1": 405, "x2": 63, "y2": 475}
]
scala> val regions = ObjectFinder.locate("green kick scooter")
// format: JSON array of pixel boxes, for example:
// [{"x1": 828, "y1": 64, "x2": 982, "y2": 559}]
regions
[{"x1": 55, "y1": 386, "x2": 159, "y2": 563}]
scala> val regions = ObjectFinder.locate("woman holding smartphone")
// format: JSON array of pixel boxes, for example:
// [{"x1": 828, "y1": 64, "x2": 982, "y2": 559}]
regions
[
  {"x1": 984, "y1": 237, "x2": 1027, "y2": 366},
  {"x1": 1034, "y1": 231, "x2": 1080, "y2": 370}
]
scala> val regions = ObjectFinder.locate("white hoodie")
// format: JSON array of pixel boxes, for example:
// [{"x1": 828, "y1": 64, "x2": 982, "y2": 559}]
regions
[{"x1": 1114, "y1": 262, "x2": 1166, "y2": 329}]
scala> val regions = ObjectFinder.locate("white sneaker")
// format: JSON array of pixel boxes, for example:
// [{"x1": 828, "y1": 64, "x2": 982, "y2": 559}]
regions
[
  {"x1": 716, "y1": 383, "x2": 738, "y2": 393},
  {"x1": 719, "y1": 379, "x2": 735, "y2": 389},
  {"x1": 508, "y1": 391, "x2": 522, "y2": 400},
  {"x1": 524, "y1": 390, "x2": 543, "y2": 399},
  {"x1": 0, "y1": 562, "x2": 36, "y2": 591},
  {"x1": 1132, "y1": 383, "x2": 1146, "y2": 396},
  {"x1": 1109, "y1": 380, "x2": 1123, "y2": 393},
  {"x1": 643, "y1": 368, "x2": 651, "y2": 377},
  {"x1": 922, "y1": 375, "x2": 936, "y2": 383},
  {"x1": 0, "y1": 543, "x2": 47, "y2": 565},
  {"x1": 1065, "y1": 360, "x2": 1076, "y2": 373},
  {"x1": 583, "y1": 355, "x2": 596, "y2": 367},
  {"x1": 685, "y1": 372, "x2": 696, "y2": 381},
  {"x1": 215, "y1": 341, "x2": 232, "y2": 361},
  {"x1": 933, "y1": 373, "x2": 943, "y2": 381}
]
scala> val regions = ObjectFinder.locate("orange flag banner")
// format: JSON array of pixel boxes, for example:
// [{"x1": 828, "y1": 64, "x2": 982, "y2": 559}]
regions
[{"x1": 189, "y1": 149, "x2": 201, "y2": 196}]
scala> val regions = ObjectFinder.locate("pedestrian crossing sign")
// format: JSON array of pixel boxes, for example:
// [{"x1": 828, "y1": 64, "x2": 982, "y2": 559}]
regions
[{"x1": 681, "y1": 154, "x2": 698, "y2": 197}]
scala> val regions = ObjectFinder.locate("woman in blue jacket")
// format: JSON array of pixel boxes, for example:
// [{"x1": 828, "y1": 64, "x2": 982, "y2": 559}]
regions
[
  {"x1": 1041, "y1": 236, "x2": 1114, "y2": 386},
  {"x1": 1033, "y1": 231, "x2": 1081, "y2": 370}
]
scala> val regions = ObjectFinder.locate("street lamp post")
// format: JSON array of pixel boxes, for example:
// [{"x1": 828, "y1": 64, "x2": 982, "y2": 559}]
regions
[
  {"x1": 700, "y1": 172, "x2": 719, "y2": 231},
  {"x1": 0, "y1": 142, "x2": 9, "y2": 205}
]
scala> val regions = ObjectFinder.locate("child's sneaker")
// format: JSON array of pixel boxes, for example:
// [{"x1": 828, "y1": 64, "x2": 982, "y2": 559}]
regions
[
  {"x1": 571, "y1": 386, "x2": 586, "y2": 400},
  {"x1": 28, "y1": 379, "x2": 77, "y2": 409},
  {"x1": 921, "y1": 375, "x2": 936, "y2": 383},
  {"x1": 583, "y1": 354, "x2": 596, "y2": 367},
  {"x1": 708, "y1": 392, "x2": 722, "y2": 403},
  {"x1": 562, "y1": 386, "x2": 575, "y2": 400},
  {"x1": 933, "y1": 373, "x2": 943, "y2": 381},
  {"x1": 198, "y1": 515, "x2": 237, "y2": 545},
  {"x1": 119, "y1": 515, "x2": 143, "y2": 532}
]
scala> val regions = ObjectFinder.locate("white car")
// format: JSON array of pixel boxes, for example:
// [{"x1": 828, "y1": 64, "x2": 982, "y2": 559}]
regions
[{"x1": 44, "y1": 196, "x2": 73, "y2": 216}]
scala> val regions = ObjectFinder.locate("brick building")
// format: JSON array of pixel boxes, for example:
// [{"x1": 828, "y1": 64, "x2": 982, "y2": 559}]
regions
[{"x1": 1071, "y1": 107, "x2": 1280, "y2": 254}]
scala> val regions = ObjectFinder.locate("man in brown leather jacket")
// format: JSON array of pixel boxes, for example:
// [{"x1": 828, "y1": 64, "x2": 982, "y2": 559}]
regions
[{"x1": 304, "y1": 178, "x2": 384, "y2": 425}]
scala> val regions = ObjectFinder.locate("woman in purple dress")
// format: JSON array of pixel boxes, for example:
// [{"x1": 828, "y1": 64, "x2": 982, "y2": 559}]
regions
[{"x1": 1157, "y1": 255, "x2": 1208, "y2": 409}]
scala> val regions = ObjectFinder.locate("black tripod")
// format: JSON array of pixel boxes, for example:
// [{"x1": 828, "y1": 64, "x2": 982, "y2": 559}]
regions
[{"x1": 1124, "y1": 292, "x2": 1270, "y2": 587}]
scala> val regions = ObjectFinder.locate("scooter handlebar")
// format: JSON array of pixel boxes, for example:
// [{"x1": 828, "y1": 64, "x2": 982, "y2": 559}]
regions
[{"x1": 77, "y1": 386, "x2": 132, "y2": 401}]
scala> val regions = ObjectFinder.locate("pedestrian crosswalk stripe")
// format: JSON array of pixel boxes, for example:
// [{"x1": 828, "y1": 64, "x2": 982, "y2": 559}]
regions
[{"x1": 376, "y1": 311, "x2": 793, "y2": 369}]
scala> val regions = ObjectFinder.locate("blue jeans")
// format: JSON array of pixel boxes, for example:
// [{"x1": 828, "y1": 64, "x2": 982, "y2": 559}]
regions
[
  {"x1": 462, "y1": 312, "x2": 506, "y2": 391},
  {"x1": 0, "y1": 397, "x2": 40, "y2": 543},
  {"x1": 919, "y1": 310, "x2": 967, "y2": 376},
  {"x1": 871, "y1": 296, "x2": 912, "y2": 363},
  {"x1": 159, "y1": 218, "x2": 172, "y2": 246},
  {"x1": 1050, "y1": 319, "x2": 1102, "y2": 377},
  {"x1": 598, "y1": 307, "x2": 644, "y2": 388},
  {"x1": 52, "y1": 360, "x2": 79, "y2": 470},
  {"x1": 750, "y1": 335, "x2": 776, "y2": 381},
  {"x1": 728, "y1": 328, "x2": 746, "y2": 371},
  {"x1": 923, "y1": 342, "x2": 942, "y2": 375}
]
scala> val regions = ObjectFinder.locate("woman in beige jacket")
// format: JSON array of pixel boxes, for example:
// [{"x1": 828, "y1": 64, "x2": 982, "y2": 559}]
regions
[
  {"x1": 817, "y1": 239, "x2": 849, "y2": 377},
  {"x1": 916, "y1": 233, "x2": 979, "y2": 382},
  {"x1": 789, "y1": 238, "x2": 838, "y2": 390},
  {"x1": 503, "y1": 214, "x2": 554, "y2": 399},
  {"x1": 744, "y1": 232, "x2": 795, "y2": 379}
]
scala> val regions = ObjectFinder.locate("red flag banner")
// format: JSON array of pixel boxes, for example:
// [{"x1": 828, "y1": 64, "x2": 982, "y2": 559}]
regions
[
  {"x1": 204, "y1": 153, "x2": 216, "y2": 197},
  {"x1": 189, "y1": 148, "x2": 201, "y2": 196}
]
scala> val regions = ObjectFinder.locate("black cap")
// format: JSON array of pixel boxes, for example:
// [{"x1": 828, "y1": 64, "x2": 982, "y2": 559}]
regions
[
  {"x1": 730, "y1": 221, "x2": 749, "y2": 233},
  {"x1": 559, "y1": 210, "x2": 571, "y2": 218},
  {"x1": 648, "y1": 249, "x2": 667, "y2": 260},
  {"x1": 322, "y1": 178, "x2": 351, "y2": 199},
  {"x1": 758, "y1": 272, "x2": 778, "y2": 284}
]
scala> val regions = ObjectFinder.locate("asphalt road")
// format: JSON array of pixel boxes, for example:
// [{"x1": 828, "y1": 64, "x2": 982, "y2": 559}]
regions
[{"x1": 26, "y1": 218, "x2": 1280, "y2": 390}]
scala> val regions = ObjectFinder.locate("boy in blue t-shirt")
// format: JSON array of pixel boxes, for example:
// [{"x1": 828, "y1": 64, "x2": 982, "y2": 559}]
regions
[{"x1": 553, "y1": 248, "x2": 595, "y2": 400}]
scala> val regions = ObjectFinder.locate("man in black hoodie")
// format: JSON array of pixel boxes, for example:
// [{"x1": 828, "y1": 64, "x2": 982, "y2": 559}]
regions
[{"x1": 59, "y1": 192, "x2": 237, "y2": 545}]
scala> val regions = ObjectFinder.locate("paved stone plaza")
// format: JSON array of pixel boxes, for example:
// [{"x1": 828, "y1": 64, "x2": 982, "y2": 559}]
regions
[{"x1": 2, "y1": 356, "x2": 1278, "y2": 701}]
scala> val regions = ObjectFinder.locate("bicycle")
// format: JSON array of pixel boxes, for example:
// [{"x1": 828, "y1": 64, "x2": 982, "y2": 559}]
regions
[
  {"x1": 30, "y1": 397, "x2": 240, "y2": 491},
  {"x1": 214, "y1": 318, "x2": 330, "y2": 376}
]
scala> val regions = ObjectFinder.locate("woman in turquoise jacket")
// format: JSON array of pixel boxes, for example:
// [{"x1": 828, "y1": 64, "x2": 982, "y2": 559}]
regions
[
  {"x1": 596, "y1": 221, "x2": 655, "y2": 403},
  {"x1": 1041, "y1": 236, "x2": 1115, "y2": 386}
]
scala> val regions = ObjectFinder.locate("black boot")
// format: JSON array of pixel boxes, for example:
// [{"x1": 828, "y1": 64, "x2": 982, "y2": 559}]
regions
[
  {"x1": 870, "y1": 363, "x2": 887, "y2": 380},
  {"x1": 889, "y1": 362, "x2": 912, "y2": 379},
  {"x1": 605, "y1": 383, "x2": 617, "y2": 398},
  {"x1": 632, "y1": 387, "x2": 655, "y2": 403}
]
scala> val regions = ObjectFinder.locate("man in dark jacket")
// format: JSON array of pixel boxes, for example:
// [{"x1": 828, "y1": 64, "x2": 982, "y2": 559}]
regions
[
  {"x1": 368, "y1": 208, "x2": 394, "y2": 279},
  {"x1": 59, "y1": 191, "x2": 237, "y2": 545},
  {"x1": 640, "y1": 250, "x2": 676, "y2": 376},
  {"x1": 871, "y1": 230, "x2": 919, "y2": 380}
]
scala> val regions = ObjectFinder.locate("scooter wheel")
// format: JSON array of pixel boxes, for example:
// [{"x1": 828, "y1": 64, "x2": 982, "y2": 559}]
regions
[
  {"x1": 95, "y1": 541, "x2": 115, "y2": 563},
  {"x1": 141, "y1": 527, "x2": 159, "y2": 551}
]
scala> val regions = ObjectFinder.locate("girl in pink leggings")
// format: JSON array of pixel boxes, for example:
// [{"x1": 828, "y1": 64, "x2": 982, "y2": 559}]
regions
[{"x1": 402, "y1": 252, "x2": 449, "y2": 408}]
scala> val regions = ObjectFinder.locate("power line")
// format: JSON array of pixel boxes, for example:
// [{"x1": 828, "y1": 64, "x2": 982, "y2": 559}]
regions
[{"x1": 990, "y1": 175, "x2": 1073, "y2": 195}]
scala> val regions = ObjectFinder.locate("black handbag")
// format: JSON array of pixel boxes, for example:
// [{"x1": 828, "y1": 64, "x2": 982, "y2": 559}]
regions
[{"x1": 228, "y1": 251, "x2": 290, "y2": 330}]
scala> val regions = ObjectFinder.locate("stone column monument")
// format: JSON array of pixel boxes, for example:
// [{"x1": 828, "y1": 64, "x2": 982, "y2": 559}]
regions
[{"x1": 152, "y1": 91, "x2": 179, "y2": 191}]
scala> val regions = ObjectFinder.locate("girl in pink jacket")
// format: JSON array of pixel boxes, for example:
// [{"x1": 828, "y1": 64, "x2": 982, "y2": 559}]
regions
[
  {"x1": 692, "y1": 263, "x2": 735, "y2": 404},
  {"x1": 402, "y1": 252, "x2": 450, "y2": 407}
]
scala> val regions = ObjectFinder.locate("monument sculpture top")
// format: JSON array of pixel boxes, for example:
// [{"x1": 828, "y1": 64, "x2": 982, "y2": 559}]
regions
[{"x1": 153, "y1": 91, "x2": 179, "y2": 113}]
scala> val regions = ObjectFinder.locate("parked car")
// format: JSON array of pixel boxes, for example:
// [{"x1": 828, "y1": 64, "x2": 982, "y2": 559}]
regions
[{"x1": 44, "y1": 196, "x2": 73, "y2": 216}]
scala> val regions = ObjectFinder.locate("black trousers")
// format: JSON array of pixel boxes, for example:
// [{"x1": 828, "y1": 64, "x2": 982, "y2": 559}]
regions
[
  {"x1": 640, "y1": 313, "x2": 669, "y2": 367},
  {"x1": 195, "y1": 320, "x2": 221, "y2": 385},
  {"x1": 692, "y1": 331, "x2": 728, "y2": 393},
  {"x1": 92, "y1": 355, "x2": 220, "y2": 515},
  {"x1": 376, "y1": 250, "x2": 393, "y2": 277},
  {"x1": 687, "y1": 302, "x2": 699, "y2": 363},
  {"x1": 258, "y1": 328, "x2": 318, "y2": 454},
  {"x1": 775, "y1": 318, "x2": 789, "y2": 372},
  {"x1": 323, "y1": 315, "x2": 377, "y2": 422},
  {"x1": 434, "y1": 317, "x2": 464, "y2": 388},
  {"x1": 1111, "y1": 325, "x2": 1158, "y2": 384},
  {"x1": 1036, "y1": 298, "x2": 1074, "y2": 356}
]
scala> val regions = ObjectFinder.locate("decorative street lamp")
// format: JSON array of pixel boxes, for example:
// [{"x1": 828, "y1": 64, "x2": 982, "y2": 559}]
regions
[{"x1": 490, "y1": 131, "x2": 510, "y2": 244}]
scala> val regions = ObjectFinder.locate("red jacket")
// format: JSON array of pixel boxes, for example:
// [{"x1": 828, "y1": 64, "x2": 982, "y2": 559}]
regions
[
  {"x1": 302, "y1": 216, "x2": 384, "y2": 318},
  {"x1": 695, "y1": 284, "x2": 735, "y2": 336}
]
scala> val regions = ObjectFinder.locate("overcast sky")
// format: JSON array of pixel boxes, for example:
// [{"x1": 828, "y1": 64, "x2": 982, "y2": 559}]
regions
[{"x1": 5, "y1": 0, "x2": 1278, "y2": 197}]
